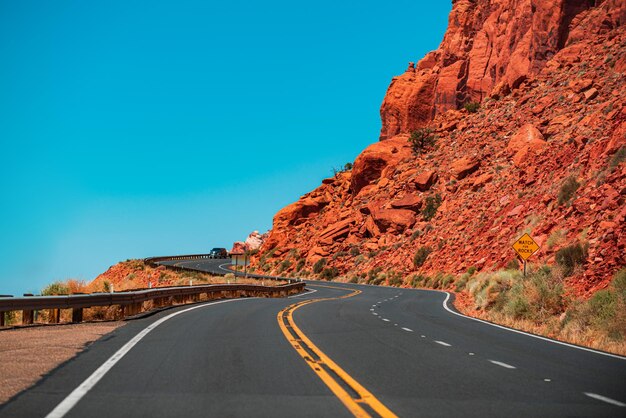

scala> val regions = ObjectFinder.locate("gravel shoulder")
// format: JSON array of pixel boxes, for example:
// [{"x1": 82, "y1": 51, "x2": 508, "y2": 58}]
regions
[{"x1": 0, "y1": 322, "x2": 124, "y2": 404}]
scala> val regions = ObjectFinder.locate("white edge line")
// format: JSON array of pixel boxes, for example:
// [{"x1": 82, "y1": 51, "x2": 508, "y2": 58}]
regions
[
  {"x1": 440, "y1": 292, "x2": 626, "y2": 361},
  {"x1": 45, "y1": 298, "x2": 248, "y2": 418},
  {"x1": 488, "y1": 360, "x2": 516, "y2": 369},
  {"x1": 584, "y1": 392, "x2": 626, "y2": 407},
  {"x1": 288, "y1": 288, "x2": 318, "y2": 298}
]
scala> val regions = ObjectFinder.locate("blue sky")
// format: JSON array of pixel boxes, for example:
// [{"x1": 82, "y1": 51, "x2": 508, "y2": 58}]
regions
[{"x1": 0, "y1": 1, "x2": 450, "y2": 295}]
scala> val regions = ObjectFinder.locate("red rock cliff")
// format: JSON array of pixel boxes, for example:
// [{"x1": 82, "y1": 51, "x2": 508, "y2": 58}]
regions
[
  {"x1": 379, "y1": 0, "x2": 626, "y2": 139},
  {"x1": 254, "y1": 0, "x2": 626, "y2": 298}
]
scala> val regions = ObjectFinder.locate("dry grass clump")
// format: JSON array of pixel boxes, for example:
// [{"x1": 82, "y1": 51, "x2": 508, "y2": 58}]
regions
[{"x1": 457, "y1": 266, "x2": 626, "y2": 355}]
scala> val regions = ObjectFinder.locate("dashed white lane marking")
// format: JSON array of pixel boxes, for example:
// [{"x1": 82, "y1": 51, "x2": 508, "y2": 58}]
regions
[
  {"x1": 382, "y1": 318, "x2": 390, "y2": 322},
  {"x1": 421, "y1": 335, "x2": 426, "y2": 338},
  {"x1": 370, "y1": 308, "x2": 374, "y2": 311},
  {"x1": 45, "y1": 298, "x2": 248, "y2": 418},
  {"x1": 488, "y1": 360, "x2": 516, "y2": 369},
  {"x1": 544, "y1": 379, "x2": 551, "y2": 382},
  {"x1": 584, "y1": 392, "x2": 626, "y2": 407},
  {"x1": 401, "y1": 327, "x2": 413, "y2": 332},
  {"x1": 468, "y1": 352, "x2": 475, "y2": 356},
  {"x1": 434, "y1": 340, "x2": 451, "y2": 347},
  {"x1": 373, "y1": 313, "x2": 378, "y2": 316}
]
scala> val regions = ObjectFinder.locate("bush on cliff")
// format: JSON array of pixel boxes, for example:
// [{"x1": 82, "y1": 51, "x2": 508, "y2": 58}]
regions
[
  {"x1": 413, "y1": 247, "x2": 432, "y2": 268},
  {"x1": 463, "y1": 101, "x2": 480, "y2": 113},
  {"x1": 557, "y1": 176, "x2": 580, "y2": 206},
  {"x1": 422, "y1": 194, "x2": 442, "y2": 221},
  {"x1": 313, "y1": 258, "x2": 327, "y2": 274},
  {"x1": 555, "y1": 243, "x2": 587, "y2": 277},
  {"x1": 320, "y1": 267, "x2": 339, "y2": 281},
  {"x1": 408, "y1": 128, "x2": 436, "y2": 155}
]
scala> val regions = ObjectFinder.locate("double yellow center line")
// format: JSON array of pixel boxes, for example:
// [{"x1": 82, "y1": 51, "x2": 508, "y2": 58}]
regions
[{"x1": 277, "y1": 285, "x2": 397, "y2": 418}]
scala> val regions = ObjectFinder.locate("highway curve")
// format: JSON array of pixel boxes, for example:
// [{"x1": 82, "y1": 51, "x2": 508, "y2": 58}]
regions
[{"x1": 1, "y1": 258, "x2": 625, "y2": 417}]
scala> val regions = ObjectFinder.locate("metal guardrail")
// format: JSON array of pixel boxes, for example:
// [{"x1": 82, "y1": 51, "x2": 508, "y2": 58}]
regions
[
  {"x1": 144, "y1": 254, "x2": 302, "y2": 283},
  {"x1": 0, "y1": 255, "x2": 306, "y2": 327}
]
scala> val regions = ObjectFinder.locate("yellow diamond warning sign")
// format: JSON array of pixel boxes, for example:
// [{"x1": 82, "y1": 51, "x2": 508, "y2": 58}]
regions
[{"x1": 512, "y1": 233, "x2": 540, "y2": 261}]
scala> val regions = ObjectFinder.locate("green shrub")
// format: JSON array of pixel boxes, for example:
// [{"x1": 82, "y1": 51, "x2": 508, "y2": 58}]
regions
[
  {"x1": 422, "y1": 194, "x2": 442, "y2": 221},
  {"x1": 558, "y1": 176, "x2": 580, "y2": 206},
  {"x1": 349, "y1": 246, "x2": 360, "y2": 257},
  {"x1": 410, "y1": 229, "x2": 422, "y2": 241},
  {"x1": 506, "y1": 258, "x2": 520, "y2": 270},
  {"x1": 278, "y1": 259, "x2": 292, "y2": 273},
  {"x1": 41, "y1": 281, "x2": 69, "y2": 296},
  {"x1": 504, "y1": 294, "x2": 531, "y2": 319},
  {"x1": 464, "y1": 101, "x2": 480, "y2": 113},
  {"x1": 413, "y1": 247, "x2": 432, "y2": 268},
  {"x1": 313, "y1": 258, "x2": 327, "y2": 274},
  {"x1": 609, "y1": 146, "x2": 626, "y2": 170},
  {"x1": 295, "y1": 259, "x2": 305, "y2": 272},
  {"x1": 589, "y1": 290, "x2": 617, "y2": 324},
  {"x1": 612, "y1": 268, "x2": 626, "y2": 296},
  {"x1": 349, "y1": 276, "x2": 359, "y2": 284},
  {"x1": 466, "y1": 266, "x2": 477, "y2": 276},
  {"x1": 441, "y1": 274, "x2": 454, "y2": 288},
  {"x1": 455, "y1": 275, "x2": 469, "y2": 292},
  {"x1": 387, "y1": 271, "x2": 403, "y2": 287},
  {"x1": 332, "y1": 251, "x2": 348, "y2": 260},
  {"x1": 547, "y1": 229, "x2": 566, "y2": 249},
  {"x1": 555, "y1": 243, "x2": 587, "y2": 276},
  {"x1": 408, "y1": 128, "x2": 436, "y2": 155},
  {"x1": 367, "y1": 267, "x2": 383, "y2": 284},
  {"x1": 411, "y1": 274, "x2": 428, "y2": 288},
  {"x1": 320, "y1": 267, "x2": 339, "y2": 281}
]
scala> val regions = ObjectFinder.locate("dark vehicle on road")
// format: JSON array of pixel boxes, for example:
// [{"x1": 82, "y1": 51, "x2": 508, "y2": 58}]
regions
[{"x1": 209, "y1": 247, "x2": 229, "y2": 258}]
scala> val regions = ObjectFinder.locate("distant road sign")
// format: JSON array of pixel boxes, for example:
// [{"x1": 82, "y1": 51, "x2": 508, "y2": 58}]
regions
[{"x1": 512, "y1": 233, "x2": 540, "y2": 261}]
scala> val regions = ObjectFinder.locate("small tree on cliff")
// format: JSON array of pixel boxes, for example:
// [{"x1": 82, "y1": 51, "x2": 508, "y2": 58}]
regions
[{"x1": 408, "y1": 128, "x2": 436, "y2": 155}]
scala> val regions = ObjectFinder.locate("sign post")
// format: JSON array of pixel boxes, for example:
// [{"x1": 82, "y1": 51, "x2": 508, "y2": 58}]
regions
[{"x1": 512, "y1": 233, "x2": 540, "y2": 276}]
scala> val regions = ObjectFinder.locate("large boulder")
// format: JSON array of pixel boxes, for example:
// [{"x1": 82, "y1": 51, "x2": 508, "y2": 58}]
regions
[
  {"x1": 350, "y1": 136, "x2": 412, "y2": 195},
  {"x1": 507, "y1": 124, "x2": 547, "y2": 167}
]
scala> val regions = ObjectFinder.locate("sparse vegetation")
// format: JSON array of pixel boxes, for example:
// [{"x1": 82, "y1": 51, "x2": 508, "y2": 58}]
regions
[
  {"x1": 387, "y1": 270, "x2": 404, "y2": 287},
  {"x1": 413, "y1": 246, "x2": 432, "y2": 268},
  {"x1": 547, "y1": 229, "x2": 566, "y2": 249},
  {"x1": 295, "y1": 259, "x2": 305, "y2": 272},
  {"x1": 609, "y1": 146, "x2": 626, "y2": 170},
  {"x1": 408, "y1": 128, "x2": 436, "y2": 155},
  {"x1": 422, "y1": 194, "x2": 442, "y2": 221},
  {"x1": 320, "y1": 267, "x2": 339, "y2": 281},
  {"x1": 349, "y1": 246, "x2": 361, "y2": 257},
  {"x1": 464, "y1": 101, "x2": 480, "y2": 113},
  {"x1": 367, "y1": 267, "x2": 383, "y2": 285},
  {"x1": 555, "y1": 243, "x2": 587, "y2": 277},
  {"x1": 453, "y1": 267, "x2": 626, "y2": 355},
  {"x1": 313, "y1": 258, "x2": 327, "y2": 274},
  {"x1": 41, "y1": 281, "x2": 70, "y2": 296},
  {"x1": 557, "y1": 176, "x2": 580, "y2": 206}
]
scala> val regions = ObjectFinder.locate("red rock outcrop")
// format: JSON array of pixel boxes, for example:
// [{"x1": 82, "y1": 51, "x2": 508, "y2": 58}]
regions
[
  {"x1": 253, "y1": 0, "x2": 626, "y2": 299},
  {"x1": 379, "y1": 0, "x2": 626, "y2": 139}
]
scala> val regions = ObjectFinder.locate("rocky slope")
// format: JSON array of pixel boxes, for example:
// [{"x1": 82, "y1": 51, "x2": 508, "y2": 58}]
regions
[{"x1": 254, "y1": 0, "x2": 625, "y2": 298}]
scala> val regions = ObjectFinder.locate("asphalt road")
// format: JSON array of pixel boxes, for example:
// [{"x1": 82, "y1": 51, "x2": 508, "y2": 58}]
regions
[{"x1": 2, "y1": 258, "x2": 625, "y2": 417}]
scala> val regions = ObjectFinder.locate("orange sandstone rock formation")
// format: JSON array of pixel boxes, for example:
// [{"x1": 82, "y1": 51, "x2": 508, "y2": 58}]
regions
[{"x1": 254, "y1": 0, "x2": 626, "y2": 298}]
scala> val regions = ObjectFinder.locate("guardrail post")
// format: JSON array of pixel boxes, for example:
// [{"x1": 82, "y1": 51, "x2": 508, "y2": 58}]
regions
[
  {"x1": 0, "y1": 312, "x2": 5, "y2": 327},
  {"x1": 49, "y1": 308, "x2": 61, "y2": 324},
  {"x1": 71, "y1": 308, "x2": 83, "y2": 323},
  {"x1": 22, "y1": 293, "x2": 34, "y2": 325}
]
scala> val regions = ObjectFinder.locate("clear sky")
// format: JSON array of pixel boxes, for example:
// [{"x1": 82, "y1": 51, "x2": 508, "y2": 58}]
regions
[{"x1": 0, "y1": 1, "x2": 451, "y2": 296}]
